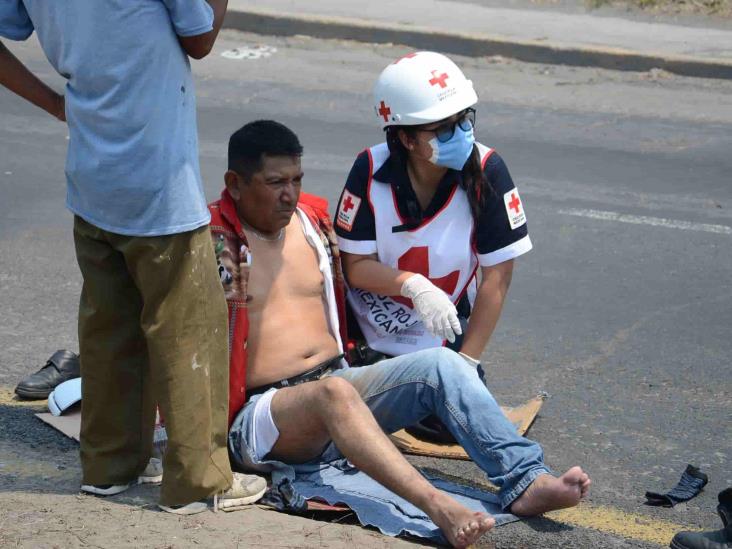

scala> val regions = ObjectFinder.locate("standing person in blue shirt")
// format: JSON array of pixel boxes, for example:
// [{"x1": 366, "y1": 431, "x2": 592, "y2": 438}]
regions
[
  {"x1": 0, "y1": 1, "x2": 266, "y2": 514},
  {"x1": 335, "y1": 52, "x2": 532, "y2": 441}
]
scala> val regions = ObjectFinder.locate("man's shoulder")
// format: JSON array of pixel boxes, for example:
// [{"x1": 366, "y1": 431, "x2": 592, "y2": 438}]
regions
[
  {"x1": 299, "y1": 192, "x2": 328, "y2": 210},
  {"x1": 207, "y1": 197, "x2": 240, "y2": 238}
]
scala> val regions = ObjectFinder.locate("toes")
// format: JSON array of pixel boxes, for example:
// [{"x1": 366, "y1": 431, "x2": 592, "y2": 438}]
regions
[
  {"x1": 570, "y1": 466, "x2": 585, "y2": 479},
  {"x1": 457, "y1": 522, "x2": 480, "y2": 544},
  {"x1": 474, "y1": 512, "x2": 494, "y2": 530},
  {"x1": 451, "y1": 513, "x2": 495, "y2": 548},
  {"x1": 464, "y1": 522, "x2": 479, "y2": 539},
  {"x1": 477, "y1": 513, "x2": 493, "y2": 525}
]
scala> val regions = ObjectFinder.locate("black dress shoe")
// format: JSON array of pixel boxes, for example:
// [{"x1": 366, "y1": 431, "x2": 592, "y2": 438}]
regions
[
  {"x1": 14, "y1": 350, "x2": 80, "y2": 400},
  {"x1": 670, "y1": 527, "x2": 732, "y2": 549},
  {"x1": 670, "y1": 488, "x2": 732, "y2": 549},
  {"x1": 719, "y1": 488, "x2": 732, "y2": 528}
]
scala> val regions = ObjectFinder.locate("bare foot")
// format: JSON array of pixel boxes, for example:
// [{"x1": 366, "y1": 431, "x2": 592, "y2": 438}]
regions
[
  {"x1": 509, "y1": 466, "x2": 591, "y2": 516},
  {"x1": 426, "y1": 491, "x2": 495, "y2": 548}
]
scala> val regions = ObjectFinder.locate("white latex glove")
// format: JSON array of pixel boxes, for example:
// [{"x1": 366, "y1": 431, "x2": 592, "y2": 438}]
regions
[{"x1": 400, "y1": 274, "x2": 462, "y2": 343}]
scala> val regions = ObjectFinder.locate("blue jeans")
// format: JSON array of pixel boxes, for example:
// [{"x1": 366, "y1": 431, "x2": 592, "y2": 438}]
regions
[{"x1": 329, "y1": 347, "x2": 551, "y2": 510}]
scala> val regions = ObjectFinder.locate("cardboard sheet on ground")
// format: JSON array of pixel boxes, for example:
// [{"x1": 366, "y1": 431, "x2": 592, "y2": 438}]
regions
[
  {"x1": 36, "y1": 409, "x2": 81, "y2": 441},
  {"x1": 389, "y1": 394, "x2": 546, "y2": 460}
]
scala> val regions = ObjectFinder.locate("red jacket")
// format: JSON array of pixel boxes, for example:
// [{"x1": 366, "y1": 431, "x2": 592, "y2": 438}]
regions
[{"x1": 208, "y1": 189, "x2": 348, "y2": 426}]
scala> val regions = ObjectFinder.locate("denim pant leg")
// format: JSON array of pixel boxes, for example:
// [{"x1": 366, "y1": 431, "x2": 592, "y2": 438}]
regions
[{"x1": 332, "y1": 347, "x2": 551, "y2": 510}]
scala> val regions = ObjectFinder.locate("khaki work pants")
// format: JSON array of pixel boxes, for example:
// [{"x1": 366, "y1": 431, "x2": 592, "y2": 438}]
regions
[{"x1": 73, "y1": 216, "x2": 232, "y2": 506}]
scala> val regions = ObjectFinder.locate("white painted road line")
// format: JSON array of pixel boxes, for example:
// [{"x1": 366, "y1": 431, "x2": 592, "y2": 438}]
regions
[{"x1": 559, "y1": 208, "x2": 732, "y2": 235}]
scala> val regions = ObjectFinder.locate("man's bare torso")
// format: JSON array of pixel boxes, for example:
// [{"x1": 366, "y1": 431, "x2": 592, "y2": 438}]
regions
[{"x1": 245, "y1": 212, "x2": 340, "y2": 389}]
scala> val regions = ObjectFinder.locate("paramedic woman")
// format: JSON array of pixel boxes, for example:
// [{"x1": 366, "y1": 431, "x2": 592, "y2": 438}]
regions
[{"x1": 335, "y1": 51, "x2": 532, "y2": 378}]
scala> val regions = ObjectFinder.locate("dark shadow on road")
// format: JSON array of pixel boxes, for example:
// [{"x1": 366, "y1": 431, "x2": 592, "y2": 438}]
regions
[
  {"x1": 523, "y1": 515, "x2": 575, "y2": 533},
  {"x1": 0, "y1": 402, "x2": 80, "y2": 494},
  {"x1": 0, "y1": 401, "x2": 169, "y2": 512}
]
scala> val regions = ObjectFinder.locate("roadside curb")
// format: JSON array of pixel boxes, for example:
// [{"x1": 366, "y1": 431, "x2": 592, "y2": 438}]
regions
[{"x1": 224, "y1": 8, "x2": 732, "y2": 80}]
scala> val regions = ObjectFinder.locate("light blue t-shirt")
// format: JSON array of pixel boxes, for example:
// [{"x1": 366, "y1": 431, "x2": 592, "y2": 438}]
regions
[{"x1": 0, "y1": 1, "x2": 214, "y2": 236}]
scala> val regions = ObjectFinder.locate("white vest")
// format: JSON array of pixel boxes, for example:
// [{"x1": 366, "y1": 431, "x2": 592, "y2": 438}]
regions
[{"x1": 348, "y1": 142, "x2": 493, "y2": 356}]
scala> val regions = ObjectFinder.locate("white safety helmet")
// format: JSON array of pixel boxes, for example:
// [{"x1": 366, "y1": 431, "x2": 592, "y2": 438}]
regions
[
  {"x1": 372, "y1": 51, "x2": 478, "y2": 129},
  {"x1": 48, "y1": 377, "x2": 82, "y2": 417}
]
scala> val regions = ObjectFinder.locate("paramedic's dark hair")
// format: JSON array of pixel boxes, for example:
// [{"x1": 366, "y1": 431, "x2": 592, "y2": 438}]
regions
[
  {"x1": 385, "y1": 125, "x2": 493, "y2": 220},
  {"x1": 228, "y1": 120, "x2": 303, "y2": 180}
]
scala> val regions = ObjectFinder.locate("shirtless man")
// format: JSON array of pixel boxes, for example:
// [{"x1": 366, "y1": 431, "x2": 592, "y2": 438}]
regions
[{"x1": 213, "y1": 121, "x2": 591, "y2": 548}]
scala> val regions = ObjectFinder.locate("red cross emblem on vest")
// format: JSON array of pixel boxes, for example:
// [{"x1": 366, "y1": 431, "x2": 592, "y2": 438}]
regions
[
  {"x1": 377, "y1": 100, "x2": 391, "y2": 123},
  {"x1": 393, "y1": 246, "x2": 459, "y2": 308},
  {"x1": 342, "y1": 195, "x2": 356, "y2": 213},
  {"x1": 508, "y1": 192, "x2": 521, "y2": 214},
  {"x1": 429, "y1": 70, "x2": 449, "y2": 89}
]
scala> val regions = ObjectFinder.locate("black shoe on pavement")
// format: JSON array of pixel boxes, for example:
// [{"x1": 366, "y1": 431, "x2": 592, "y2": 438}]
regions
[
  {"x1": 14, "y1": 350, "x2": 80, "y2": 400},
  {"x1": 670, "y1": 488, "x2": 732, "y2": 549},
  {"x1": 670, "y1": 528, "x2": 732, "y2": 549},
  {"x1": 718, "y1": 488, "x2": 732, "y2": 528}
]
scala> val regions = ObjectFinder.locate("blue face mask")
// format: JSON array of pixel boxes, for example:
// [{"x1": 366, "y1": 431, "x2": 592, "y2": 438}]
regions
[{"x1": 428, "y1": 124, "x2": 475, "y2": 171}]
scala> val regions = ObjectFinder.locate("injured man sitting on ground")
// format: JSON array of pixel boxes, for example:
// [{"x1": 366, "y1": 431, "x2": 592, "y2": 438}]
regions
[{"x1": 210, "y1": 120, "x2": 591, "y2": 548}]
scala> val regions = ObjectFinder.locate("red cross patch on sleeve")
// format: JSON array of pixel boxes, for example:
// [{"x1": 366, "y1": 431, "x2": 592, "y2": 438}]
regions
[
  {"x1": 503, "y1": 189, "x2": 526, "y2": 230},
  {"x1": 337, "y1": 189, "x2": 362, "y2": 232}
]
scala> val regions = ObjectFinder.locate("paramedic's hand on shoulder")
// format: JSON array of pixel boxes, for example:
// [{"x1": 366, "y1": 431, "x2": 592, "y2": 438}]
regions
[{"x1": 400, "y1": 274, "x2": 462, "y2": 343}]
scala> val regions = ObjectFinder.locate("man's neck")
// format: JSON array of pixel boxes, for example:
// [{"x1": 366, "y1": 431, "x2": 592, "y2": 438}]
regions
[
  {"x1": 240, "y1": 218, "x2": 285, "y2": 242},
  {"x1": 234, "y1": 202, "x2": 288, "y2": 241}
]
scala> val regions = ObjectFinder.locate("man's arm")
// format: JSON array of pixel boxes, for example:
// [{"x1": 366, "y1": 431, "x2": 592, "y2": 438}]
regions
[
  {"x1": 178, "y1": 0, "x2": 228, "y2": 60},
  {"x1": 0, "y1": 40, "x2": 64, "y2": 121}
]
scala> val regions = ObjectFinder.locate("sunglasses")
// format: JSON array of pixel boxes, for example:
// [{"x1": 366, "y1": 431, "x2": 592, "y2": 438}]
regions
[{"x1": 417, "y1": 108, "x2": 476, "y2": 143}]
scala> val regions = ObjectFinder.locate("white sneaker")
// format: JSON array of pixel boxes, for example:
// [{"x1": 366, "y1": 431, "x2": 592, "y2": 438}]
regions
[
  {"x1": 81, "y1": 457, "x2": 163, "y2": 496},
  {"x1": 158, "y1": 473, "x2": 267, "y2": 515},
  {"x1": 80, "y1": 483, "x2": 131, "y2": 496},
  {"x1": 214, "y1": 472, "x2": 267, "y2": 512},
  {"x1": 158, "y1": 501, "x2": 209, "y2": 515},
  {"x1": 138, "y1": 457, "x2": 163, "y2": 484}
]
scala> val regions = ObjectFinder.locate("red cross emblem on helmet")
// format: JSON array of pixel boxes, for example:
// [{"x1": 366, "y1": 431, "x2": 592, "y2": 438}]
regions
[
  {"x1": 377, "y1": 100, "x2": 391, "y2": 123},
  {"x1": 429, "y1": 70, "x2": 449, "y2": 89}
]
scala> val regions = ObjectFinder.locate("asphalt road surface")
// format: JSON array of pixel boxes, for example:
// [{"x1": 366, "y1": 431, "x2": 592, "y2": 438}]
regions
[{"x1": 1, "y1": 30, "x2": 731, "y2": 548}]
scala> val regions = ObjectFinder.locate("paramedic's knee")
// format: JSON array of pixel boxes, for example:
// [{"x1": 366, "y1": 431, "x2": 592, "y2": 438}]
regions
[{"x1": 429, "y1": 348, "x2": 481, "y2": 387}]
